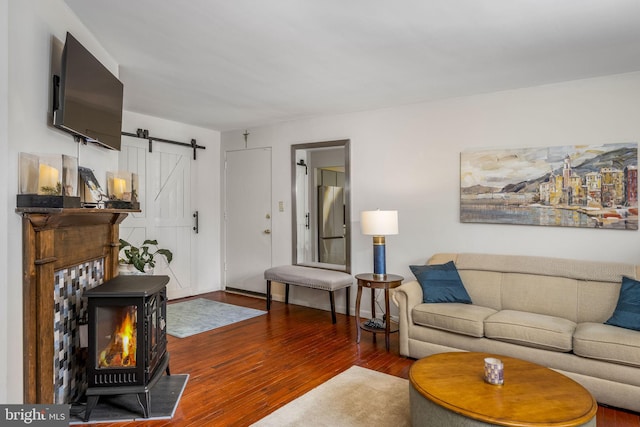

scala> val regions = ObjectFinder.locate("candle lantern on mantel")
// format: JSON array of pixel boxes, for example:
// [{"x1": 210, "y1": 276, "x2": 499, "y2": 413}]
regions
[
  {"x1": 17, "y1": 153, "x2": 81, "y2": 208},
  {"x1": 105, "y1": 171, "x2": 139, "y2": 209}
]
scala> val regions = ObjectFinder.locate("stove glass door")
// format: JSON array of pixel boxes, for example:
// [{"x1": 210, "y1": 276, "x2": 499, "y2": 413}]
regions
[{"x1": 95, "y1": 305, "x2": 138, "y2": 368}]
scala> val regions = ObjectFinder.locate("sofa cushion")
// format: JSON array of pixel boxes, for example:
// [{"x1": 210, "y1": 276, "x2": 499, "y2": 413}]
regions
[
  {"x1": 574, "y1": 322, "x2": 640, "y2": 368},
  {"x1": 412, "y1": 303, "x2": 497, "y2": 337},
  {"x1": 605, "y1": 276, "x2": 640, "y2": 331},
  {"x1": 484, "y1": 310, "x2": 576, "y2": 352},
  {"x1": 410, "y1": 262, "x2": 472, "y2": 304}
]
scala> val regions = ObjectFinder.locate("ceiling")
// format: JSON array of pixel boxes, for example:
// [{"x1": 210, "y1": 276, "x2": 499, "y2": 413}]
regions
[{"x1": 64, "y1": 0, "x2": 640, "y2": 132}]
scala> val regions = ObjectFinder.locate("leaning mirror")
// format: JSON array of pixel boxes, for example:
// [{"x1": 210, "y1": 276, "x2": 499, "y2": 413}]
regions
[{"x1": 292, "y1": 140, "x2": 350, "y2": 273}]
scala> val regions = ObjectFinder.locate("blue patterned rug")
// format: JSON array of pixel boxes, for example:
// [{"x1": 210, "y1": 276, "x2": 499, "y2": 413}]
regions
[{"x1": 166, "y1": 298, "x2": 267, "y2": 338}]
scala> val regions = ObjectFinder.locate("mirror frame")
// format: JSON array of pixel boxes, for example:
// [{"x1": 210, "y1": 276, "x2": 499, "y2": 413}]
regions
[{"x1": 291, "y1": 139, "x2": 351, "y2": 273}]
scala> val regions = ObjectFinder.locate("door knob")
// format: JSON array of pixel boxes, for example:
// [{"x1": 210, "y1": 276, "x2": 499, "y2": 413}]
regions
[{"x1": 264, "y1": 229, "x2": 271, "y2": 234}]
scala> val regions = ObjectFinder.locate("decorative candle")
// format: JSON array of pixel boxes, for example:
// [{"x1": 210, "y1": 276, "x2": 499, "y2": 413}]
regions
[
  {"x1": 484, "y1": 357, "x2": 504, "y2": 385},
  {"x1": 113, "y1": 177, "x2": 126, "y2": 199},
  {"x1": 38, "y1": 164, "x2": 60, "y2": 194}
]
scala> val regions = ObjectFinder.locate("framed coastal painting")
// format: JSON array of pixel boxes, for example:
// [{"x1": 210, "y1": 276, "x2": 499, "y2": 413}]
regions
[{"x1": 460, "y1": 142, "x2": 638, "y2": 230}]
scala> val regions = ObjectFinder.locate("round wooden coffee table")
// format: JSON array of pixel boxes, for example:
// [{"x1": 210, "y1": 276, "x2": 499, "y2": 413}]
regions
[{"x1": 409, "y1": 352, "x2": 597, "y2": 427}]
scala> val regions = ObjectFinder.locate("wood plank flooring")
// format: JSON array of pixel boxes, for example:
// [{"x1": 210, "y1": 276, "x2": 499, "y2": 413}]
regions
[{"x1": 78, "y1": 291, "x2": 639, "y2": 427}]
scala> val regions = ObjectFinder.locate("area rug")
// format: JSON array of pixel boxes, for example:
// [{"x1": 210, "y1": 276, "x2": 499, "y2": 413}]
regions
[
  {"x1": 251, "y1": 366, "x2": 410, "y2": 427},
  {"x1": 166, "y1": 298, "x2": 267, "y2": 338},
  {"x1": 69, "y1": 374, "x2": 188, "y2": 424}
]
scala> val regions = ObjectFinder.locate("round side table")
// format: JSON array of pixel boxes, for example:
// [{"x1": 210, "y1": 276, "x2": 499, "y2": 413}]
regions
[{"x1": 355, "y1": 273, "x2": 404, "y2": 351}]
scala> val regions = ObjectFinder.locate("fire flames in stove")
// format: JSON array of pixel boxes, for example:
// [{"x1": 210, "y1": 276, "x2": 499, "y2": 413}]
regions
[{"x1": 99, "y1": 308, "x2": 137, "y2": 368}]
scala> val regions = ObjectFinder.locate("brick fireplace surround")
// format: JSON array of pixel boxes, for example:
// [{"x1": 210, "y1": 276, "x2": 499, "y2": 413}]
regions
[{"x1": 18, "y1": 208, "x2": 135, "y2": 404}]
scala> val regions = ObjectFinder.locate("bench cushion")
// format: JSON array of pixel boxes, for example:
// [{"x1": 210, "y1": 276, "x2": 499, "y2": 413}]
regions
[{"x1": 264, "y1": 265, "x2": 352, "y2": 291}]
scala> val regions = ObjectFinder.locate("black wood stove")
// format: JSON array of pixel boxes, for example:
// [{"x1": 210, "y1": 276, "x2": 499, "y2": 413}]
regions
[{"x1": 83, "y1": 275, "x2": 170, "y2": 421}]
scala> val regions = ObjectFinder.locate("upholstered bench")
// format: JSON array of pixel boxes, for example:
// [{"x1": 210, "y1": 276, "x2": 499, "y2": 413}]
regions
[{"x1": 264, "y1": 265, "x2": 352, "y2": 323}]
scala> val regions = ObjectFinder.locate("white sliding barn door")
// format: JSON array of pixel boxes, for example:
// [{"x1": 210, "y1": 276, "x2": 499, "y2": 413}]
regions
[
  {"x1": 119, "y1": 137, "x2": 196, "y2": 299},
  {"x1": 225, "y1": 148, "x2": 272, "y2": 294}
]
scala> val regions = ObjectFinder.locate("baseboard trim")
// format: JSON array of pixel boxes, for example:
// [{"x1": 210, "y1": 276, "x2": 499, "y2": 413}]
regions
[{"x1": 225, "y1": 287, "x2": 267, "y2": 299}]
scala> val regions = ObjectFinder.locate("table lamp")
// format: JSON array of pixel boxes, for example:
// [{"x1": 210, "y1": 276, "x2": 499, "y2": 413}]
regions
[{"x1": 361, "y1": 210, "x2": 398, "y2": 279}]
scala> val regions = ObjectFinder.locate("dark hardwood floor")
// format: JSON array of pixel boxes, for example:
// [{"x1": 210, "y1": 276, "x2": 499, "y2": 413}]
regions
[{"x1": 80, "y1": 291, "x2": 639, "y2": 427}]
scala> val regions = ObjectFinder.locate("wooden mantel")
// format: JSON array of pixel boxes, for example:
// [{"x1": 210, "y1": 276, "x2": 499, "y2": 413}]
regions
[{"x1": 18, "y1": 208, "x2": 137, "y2": 403}]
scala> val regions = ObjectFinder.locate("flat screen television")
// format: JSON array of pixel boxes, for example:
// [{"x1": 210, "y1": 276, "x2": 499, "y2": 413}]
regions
[{"x1": 53, "y1": 32, "x2": 123, "y2": 151}]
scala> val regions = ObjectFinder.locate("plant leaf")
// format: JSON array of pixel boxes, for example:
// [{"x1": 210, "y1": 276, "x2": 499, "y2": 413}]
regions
[
  {"x1": 155, "y1": 249, "x2": 173, "y2": 263},
  {"x1": 132, "y1": 257, "x2": 146, "y2": 272}
]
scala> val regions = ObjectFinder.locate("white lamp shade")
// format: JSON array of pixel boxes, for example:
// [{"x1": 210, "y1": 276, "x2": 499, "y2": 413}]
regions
[{"x1": 360, "y1": 210, "x2": 399, "y2": 235}]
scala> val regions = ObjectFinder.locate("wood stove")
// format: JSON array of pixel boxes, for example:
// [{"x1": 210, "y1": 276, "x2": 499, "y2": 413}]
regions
[{"x1": 84, "y1": 275, "x2": 170, "y2": 421}]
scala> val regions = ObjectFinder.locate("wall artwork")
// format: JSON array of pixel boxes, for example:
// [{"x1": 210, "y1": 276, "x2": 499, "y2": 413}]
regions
[{"x1": 460, "y1": 142, "x2": 638, "y2": 230}]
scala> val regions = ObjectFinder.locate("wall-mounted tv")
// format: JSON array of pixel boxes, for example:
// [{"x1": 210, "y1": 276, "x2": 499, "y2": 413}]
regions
[{"x1": 53, "y1": 32, "x2": 123, "y2": 151}]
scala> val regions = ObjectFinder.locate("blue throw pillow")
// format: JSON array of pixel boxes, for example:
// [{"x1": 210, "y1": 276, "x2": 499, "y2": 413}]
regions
[
  {"x1": 410, "y1": 261, "x2": 472, "y2": 304},
  {"x1": 605, "y1": 276, "x2": 640, "y2": 331}
]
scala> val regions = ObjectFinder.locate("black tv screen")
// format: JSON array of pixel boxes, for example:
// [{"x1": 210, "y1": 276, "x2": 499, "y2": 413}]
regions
[{"x1": 53, "y1": 32, "x2": 123, "y2": 150}]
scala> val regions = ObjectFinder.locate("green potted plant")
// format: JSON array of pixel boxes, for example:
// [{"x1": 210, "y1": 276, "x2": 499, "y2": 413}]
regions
[{"x1": 118, "y1": 238, "x2": 173, "y2": 274}]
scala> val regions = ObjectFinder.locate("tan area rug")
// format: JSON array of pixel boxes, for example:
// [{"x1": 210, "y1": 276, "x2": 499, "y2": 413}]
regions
[{"x1": 251, "y1": 366, "x2": 410, "y2": 427}]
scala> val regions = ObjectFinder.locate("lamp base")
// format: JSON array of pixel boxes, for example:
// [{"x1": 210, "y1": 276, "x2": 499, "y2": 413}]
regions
[{"x1": 373, "y1": 236, "x2": 386, "y2": 277}]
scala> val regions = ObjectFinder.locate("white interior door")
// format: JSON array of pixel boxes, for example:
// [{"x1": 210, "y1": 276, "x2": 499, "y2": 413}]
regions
[
  {"x1": 119, "y1": 137, "x2": 196, "y2": 299},
  {"x1": 225, "y1": 148, "x2": 272, "y2": 294}
]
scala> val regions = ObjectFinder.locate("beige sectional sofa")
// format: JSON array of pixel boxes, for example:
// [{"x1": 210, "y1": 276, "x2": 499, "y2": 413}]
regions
[{"x1": 392, "y1": 253, "x2": 640, "y2": 412}]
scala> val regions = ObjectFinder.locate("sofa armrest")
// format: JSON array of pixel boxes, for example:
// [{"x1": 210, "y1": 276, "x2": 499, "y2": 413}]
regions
[{"x1": 392, "y1": 280, "x2": 423, "y2": 357}]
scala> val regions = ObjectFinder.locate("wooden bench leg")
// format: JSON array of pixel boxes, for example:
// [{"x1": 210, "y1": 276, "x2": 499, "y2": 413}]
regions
[
  {"x1": 329, "y1": 291, "x2": 337, "y2": 324},
  {"x1": 266, "y1": 280, "x2": 271, "y2": 310},
  {"x1": 345, "y1": 286, "x2": 350, "y2": 317},
  {"x1": 266, "y1": 281, "x2": 292, "y2": 309},
  {"x1": 266, "y1": 276, "x2": 350, "y2": 323}
]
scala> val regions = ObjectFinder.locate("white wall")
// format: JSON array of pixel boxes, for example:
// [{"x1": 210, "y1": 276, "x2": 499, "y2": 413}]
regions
[
  {"x1": 0, "y1": 0, "x2": 9, "y2": 406},
  {"x1": 221, "y1": 72, "x2": 640, "y2": 315},
  {"x1": 5, "y1": 0, "x2": 121, "y2": 403},
  {"x1": 121, "y1": 111, "x2": 222, "y2": 296},
  {"x1": 3, "y1": 0, "x2": 222, "y2": 402}
]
